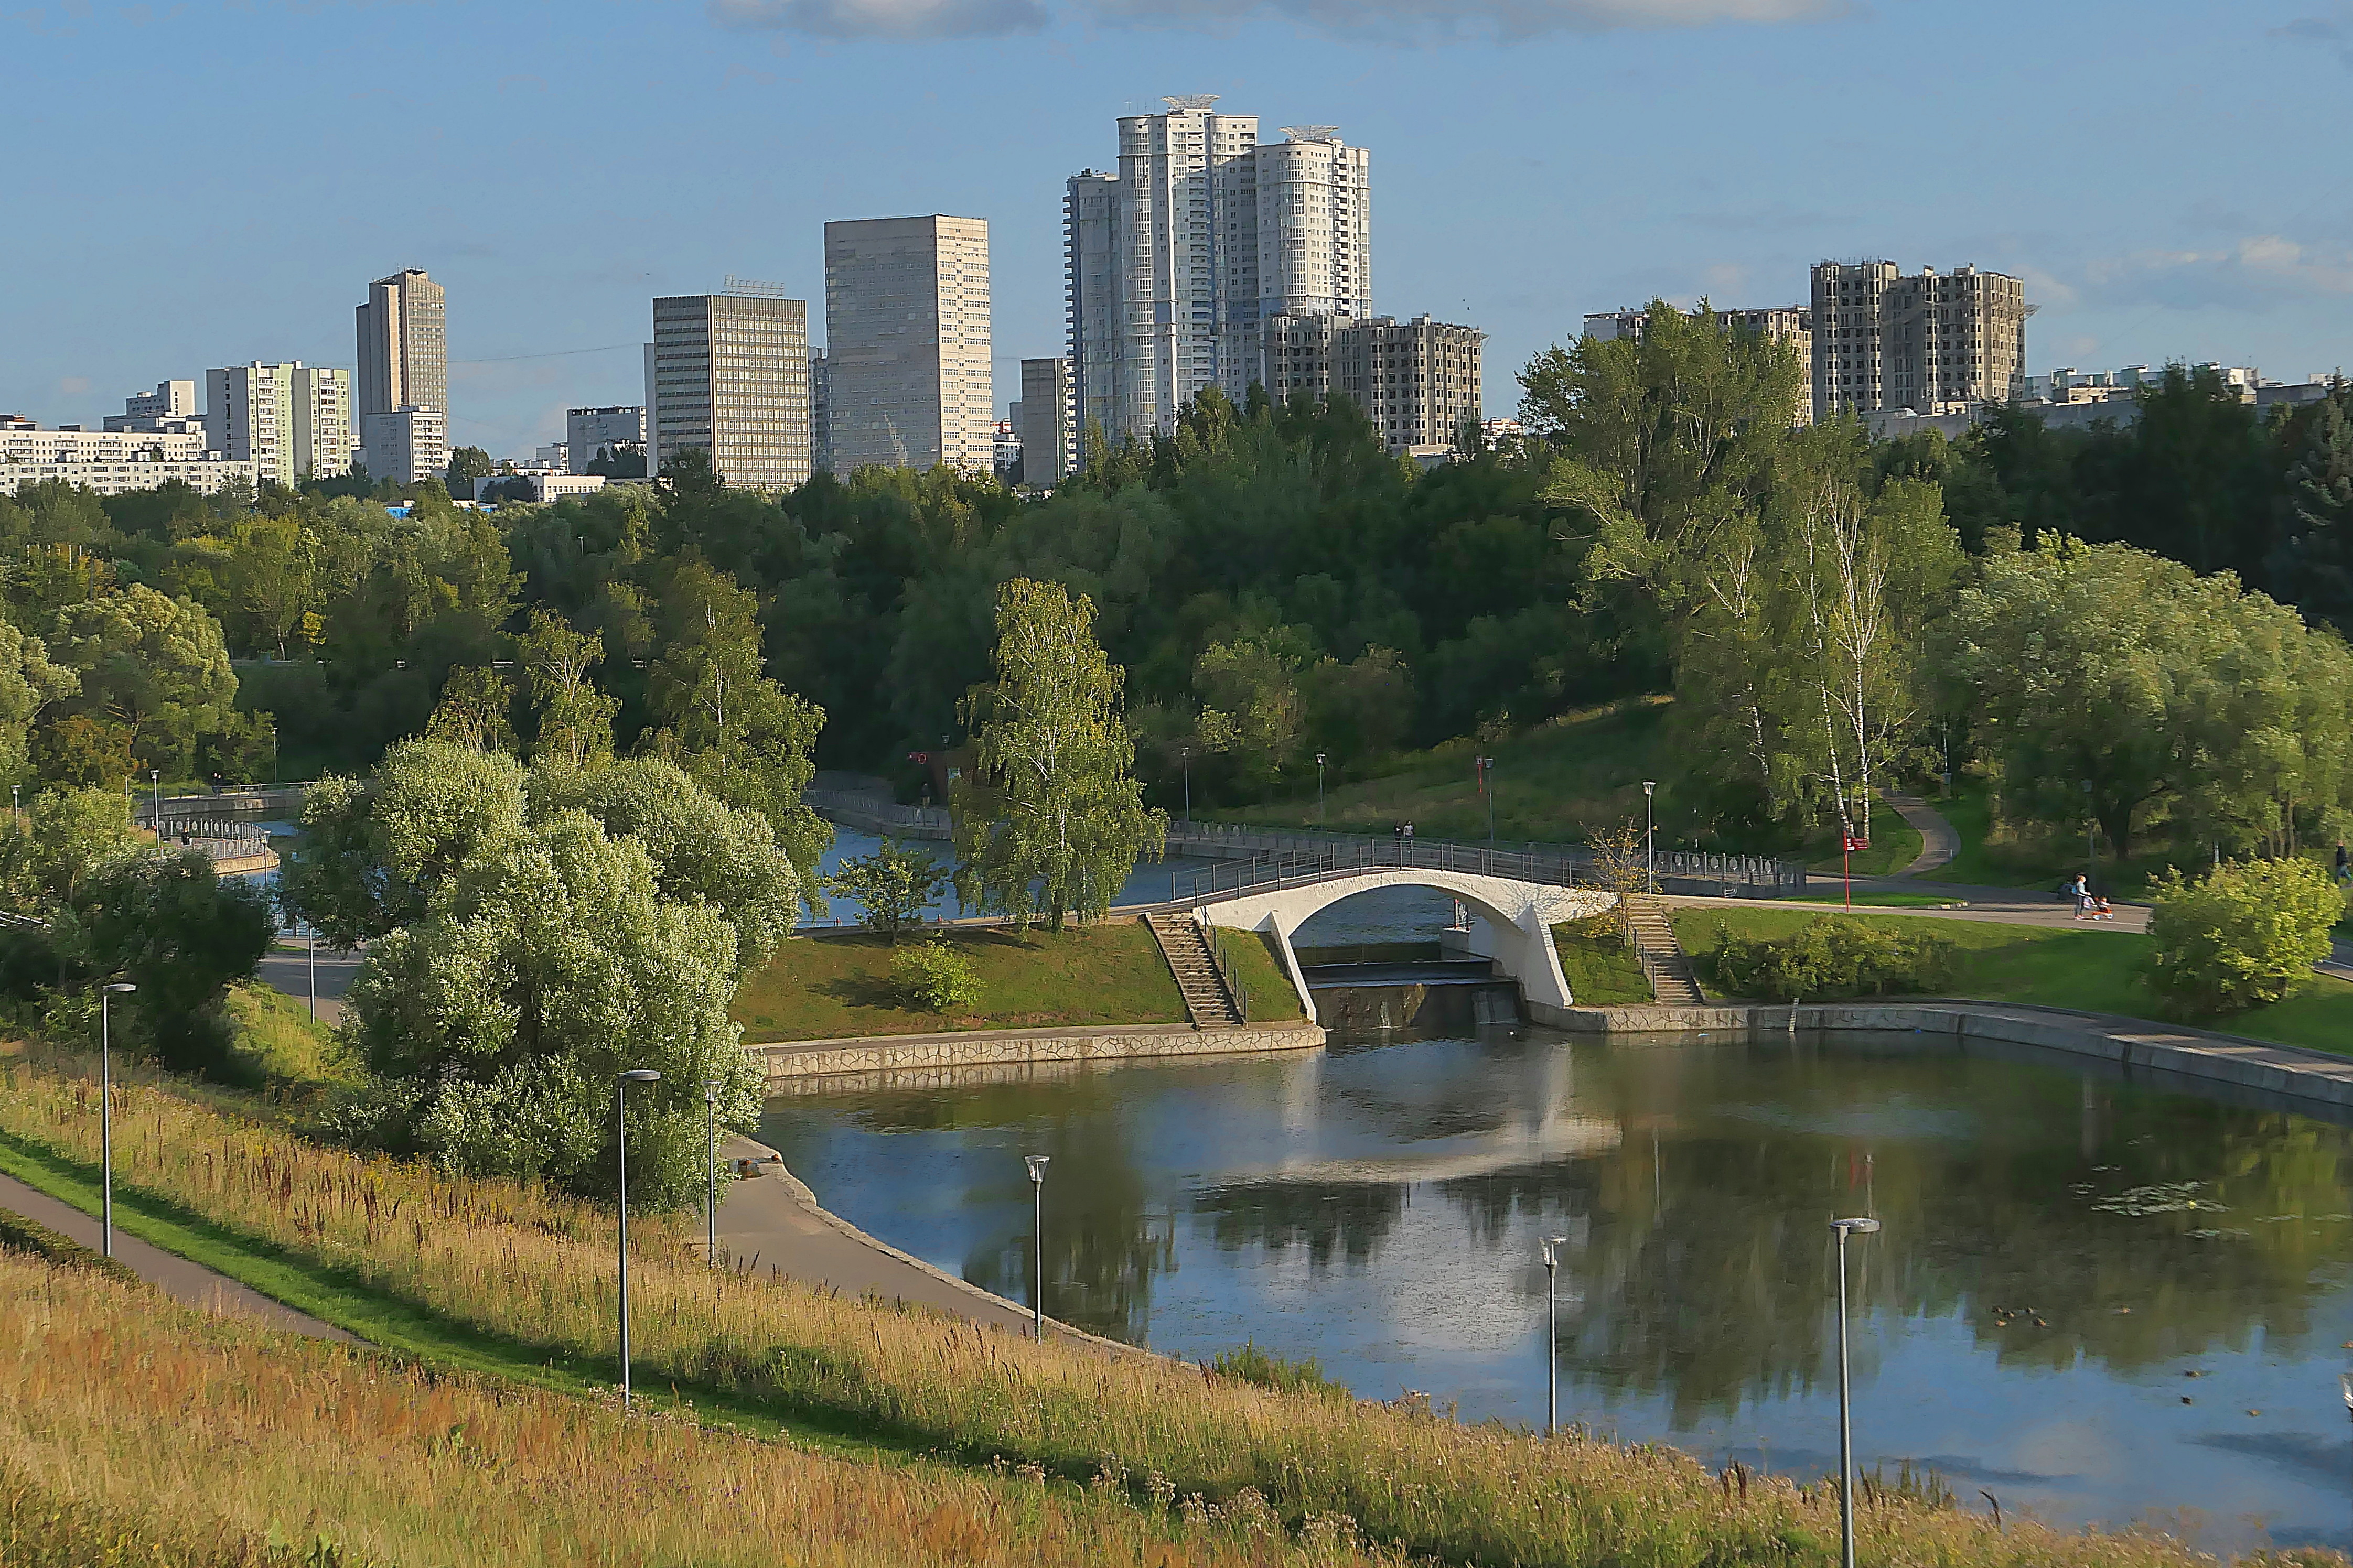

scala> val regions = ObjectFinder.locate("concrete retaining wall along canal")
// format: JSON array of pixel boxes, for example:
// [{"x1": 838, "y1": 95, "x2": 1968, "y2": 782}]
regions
[
  {"x1": 1543, "y1": 1000, "x2": 2353, "y2": 1113},
  {"x1": 753, "y1": 1020, "x2": 1325, "y2": 1089}
]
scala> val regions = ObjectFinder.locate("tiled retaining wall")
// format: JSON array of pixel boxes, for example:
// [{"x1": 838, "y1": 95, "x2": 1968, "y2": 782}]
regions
[
  {"x1": 755, "y1": 1020, "x2": 1325, "y2": 1092},
  {"x1": 1543, "y1": 1000, "x2": 2353, "y2": 1112}
]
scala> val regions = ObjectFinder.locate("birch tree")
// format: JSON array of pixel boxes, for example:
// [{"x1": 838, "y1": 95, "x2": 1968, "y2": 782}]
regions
[
  {"x1": 518, "y1": 608, "x2": 618, "y2": 772},
  {"x1": 951, "y1": 578, "x2": 1165, "y2": 930}
]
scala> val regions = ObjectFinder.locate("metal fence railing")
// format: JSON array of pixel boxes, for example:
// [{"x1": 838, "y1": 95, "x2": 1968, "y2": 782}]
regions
[{"x1": 1204, "y1": 925, "x2": 1251, "y2": 1024}]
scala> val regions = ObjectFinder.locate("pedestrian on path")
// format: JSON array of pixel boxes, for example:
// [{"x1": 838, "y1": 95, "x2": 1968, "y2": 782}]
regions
[
  {"x1": 2336, "y1": 842, "x2": 2349, "y2": 885},
  {"x1": 2070, "y1": 872, "x2": 2091, "y2": 919}
]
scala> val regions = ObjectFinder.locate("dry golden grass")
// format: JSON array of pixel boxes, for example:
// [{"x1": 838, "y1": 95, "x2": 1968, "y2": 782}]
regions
[
  {"x1": 0, "y1": 1251, "x2": 1401, "y2": 1568},
  {"x1": 0, "y1": 1039, "x2": 2322, "y2": 1568}
]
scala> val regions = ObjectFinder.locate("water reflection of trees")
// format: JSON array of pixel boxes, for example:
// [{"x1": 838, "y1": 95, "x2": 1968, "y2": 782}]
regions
[
  {"x1": 1191, "y1": 1180, "x2": 1408, "y2": 1268},
  {"x1": 1434, "y1": 1042, "x2": 2353, "y2": 1428}
]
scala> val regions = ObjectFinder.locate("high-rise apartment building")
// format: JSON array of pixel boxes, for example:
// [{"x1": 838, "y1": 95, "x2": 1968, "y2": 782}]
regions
[
  {"x1": 1809, "y1": 262, "x2": 2026, "y2": 421},
  {"x1": 645, "y1": 287, "x2": 810, "y2": 489},
  {"x1": 822, "y1": 216, "x2": 993, "y2": 474},
  {"x1": 1065, "y1": 99, "x2": 1372, "y2": 443},
  {"x1": 564, "y1": 406, "x2": 645, "y2": 474},
  {"x1": 355, "y1": 269, "x2": 447, "y2": 422},
  {"x1": 293, "y1": 365, "x2": 352, "y2": 480},
  {"x1": 207, "y1": 362, "x2": 353, "y2": 485},
  {"x1": 1261, "y1": 313, "x2": 1482, "y2": 456},
  {"x1": 1584, "y1": 304, "x2": 1814, "y2": 425},
  {"x1": 1016, "y1": 358, "x2": 1076, "y2": 485},
  {"x1": 809, "y1": 351, "x2": 832, "y2": 475}
]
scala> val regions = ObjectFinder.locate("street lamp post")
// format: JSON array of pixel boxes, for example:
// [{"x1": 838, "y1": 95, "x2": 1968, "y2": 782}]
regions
[
  {"x1": 1641, "y1": 781, "x2": 1657, "y2": 892},
  {"x1": 1831, "y1": 1216, "x2": 1883, "y2": 1568},
  {"x1": 1316, "y1": 753, "x2": 1327, "y2": 825},
  {"x1": 10, "y1": 784, "x2": 18, "y2": 832},
  {"x1": 99, "y1": 983, "x2": 137, "y2": 1260},
  {"x1": 615, "y1": 1068, "x2": 662, "y2": 1407},
  {"x1": 1485, "y1": 758, "x2": 1497, "y2": 846},
  {"x1": 149, "y1": 770, "x2": 161, "y2": 850},
  {"x1": 305, "y1": 922, "x2": 316, "y2": 1023},
  {"x1": 1541, "y1": 1234, "x2": 1568, "y2": 1436},
  {"x1": 704, "y1": 1080, "x2": 721, "y2": 1270},
  {"x1": 1025, "y1": 1154, "x2": 1050, "y2": 1340},
  {"x1": 1180, "y1": 746, "x2": 1190, "y2": 828}
]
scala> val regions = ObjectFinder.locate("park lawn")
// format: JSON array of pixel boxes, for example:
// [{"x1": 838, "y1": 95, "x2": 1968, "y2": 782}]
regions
[
  {"x1": 1223, "y1": 927, "x2": 1308, "y2": 1021},
  {"x1": 1551, "y1": 926, "x2": 1653, "y2": 1005},
  {"x1": 1798, "y1": 796, "x2": 1922, "y2": 877},
  {"x1": 1914, "y1": 780, "x2": 2215, "y2": 898},
  {"x1": 1672, "y1": 906, "x2": 2353, "y2": 1055},
  {"x1": 732, "y1": 919, "x2": 1303, "y2": 1041}
]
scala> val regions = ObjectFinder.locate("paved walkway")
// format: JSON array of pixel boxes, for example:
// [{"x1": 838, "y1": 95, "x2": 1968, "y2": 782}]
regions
[
  {"x1": 1883, "y1": 790, "x2": 1960, "y2": 874},
  {"x1": 0, "y1": 1170, "x2": 350, "y2": 1340},
  {"x1": 256, "y1": 936, "x2": 361, "y2": 1026},
  {"x1": 709, "y1": 1135, "x2": 1124, "y2": 1350}
]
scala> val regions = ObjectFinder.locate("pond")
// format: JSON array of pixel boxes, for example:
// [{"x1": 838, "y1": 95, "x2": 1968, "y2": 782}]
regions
[
  {"x1": 803, "y1": 827, "x2": 1217, "y2": 927},
  {"x1": 762, "y1": 1022, "x2": 2353, "y2": 1552}
]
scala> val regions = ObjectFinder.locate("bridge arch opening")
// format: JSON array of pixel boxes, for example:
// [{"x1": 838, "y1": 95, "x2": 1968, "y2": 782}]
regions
[{"x1": 1196, "y1": 869, "x2": 1610, "y2": 1029}]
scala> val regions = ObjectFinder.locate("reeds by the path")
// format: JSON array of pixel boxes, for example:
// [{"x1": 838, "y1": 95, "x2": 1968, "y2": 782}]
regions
[{"x1": 0, "y1": 1040, "x2": 2302, "y2": 1568}]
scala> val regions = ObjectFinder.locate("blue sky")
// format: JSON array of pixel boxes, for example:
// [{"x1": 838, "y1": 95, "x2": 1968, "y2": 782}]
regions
[{"x1": 5, "y1": 0, "x2": 2351, "y2": 456}]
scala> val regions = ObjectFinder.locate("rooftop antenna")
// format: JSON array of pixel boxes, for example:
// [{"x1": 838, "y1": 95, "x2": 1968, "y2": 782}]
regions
[
  {"x1": 1163, "y1": 94, "x2": 1219, "y2": 111},
  {"x1": 721, "y1": 275, "x2": 795, "y2": 298},
  {"x1": 1281, "y1": 125, "x2": 1342, "y2": 143}
]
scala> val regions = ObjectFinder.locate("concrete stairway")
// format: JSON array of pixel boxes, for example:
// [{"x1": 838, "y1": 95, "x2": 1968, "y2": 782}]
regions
[
  {"x1": 1626, "y1": 903, "x2": 1705, "y2": 1006},
  {"x1": 1145, "y1": 913, "x2": 1245, "y2": 1028}
]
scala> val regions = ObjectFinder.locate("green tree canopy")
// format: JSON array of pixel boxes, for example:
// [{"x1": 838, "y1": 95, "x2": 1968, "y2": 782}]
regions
[
  {"x1": 47, "y1": 585, "x2": 238, "y2": 778},
  {"x1": 952, "y1": 578, "x2": 1164, "y2": 929}
]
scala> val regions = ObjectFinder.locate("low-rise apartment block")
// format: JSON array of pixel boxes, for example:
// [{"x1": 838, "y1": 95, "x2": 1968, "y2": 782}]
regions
[{"x1": 0, "y1": 418, "x2": 259, "y2": 496}]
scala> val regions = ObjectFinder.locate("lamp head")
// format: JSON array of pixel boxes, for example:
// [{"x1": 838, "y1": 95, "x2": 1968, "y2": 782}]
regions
[
  {"x1": 1831, "y1": 1216, "x2": 1882, "y2": 1236},
  {"x1": 1541, "y1": 1234, "x2": 1567, "y2": 1268},
  {"x1": 1642, "y1": 780, "x2": 1656, "y2": 795},
  {"x1": 1025, "y1": 1154, "x2": 1050, "y2": 1184},
  {"x1": 103, "y1": 981, "x2": 137, "y2": 994},
  {"x1": 618, "y1": 1069, "x2": 661, "y2": 1085}
]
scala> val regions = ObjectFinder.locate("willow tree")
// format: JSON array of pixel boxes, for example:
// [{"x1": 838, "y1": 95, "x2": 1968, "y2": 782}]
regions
[{"x1": 951, "y1": 578, "x2": 1165, "y2": 930}]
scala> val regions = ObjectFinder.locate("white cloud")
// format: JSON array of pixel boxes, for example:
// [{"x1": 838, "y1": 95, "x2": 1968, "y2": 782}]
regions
[
  {"x1": 2072, "y1": 234, "x2": 2353, "y2": 312},
  {"x1": 711, "y1": 0, "x2": 1841, "y2": 40}
]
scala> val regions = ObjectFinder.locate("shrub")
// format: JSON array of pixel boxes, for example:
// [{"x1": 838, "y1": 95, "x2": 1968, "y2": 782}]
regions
[
  {"x1": 2145, "y1": 857, "x2": 2340, "y2": 1018},
  {"x1": 891, "y1": 938, "x2": 982, "y2": 1013},
  {"x1": 822, "y1": 838, "x2": 950, "y2": 940},
  {"x1": 1210, "y1": 1340, "x2": 1350, "y2": 1401},
  {"x1": 1710, "y1": 916, "x2": 1957, "y2": 1002}
]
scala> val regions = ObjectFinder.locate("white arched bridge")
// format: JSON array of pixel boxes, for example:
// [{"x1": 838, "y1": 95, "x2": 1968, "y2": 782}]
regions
[{"x1": 1164, "y1": 860, "x2": 1614, "y2": 1028}]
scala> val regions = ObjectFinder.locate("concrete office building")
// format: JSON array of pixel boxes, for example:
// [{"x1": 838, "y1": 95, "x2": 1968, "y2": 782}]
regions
[
  {"x1": 1260, "y1": 313, "x2": 1482, "y2": 457},
  {"x1": 1066, "y1": 100, "x2": 1372, "y2": 442},
  {"x1": 1016, "y1": 357, "x2": 1076, "y2": 484},
  {"x1": 1584, "y1": 304, "x2": 1813, "y2": 425},
  {"x1": 564, "y1": 406, "x2": 645, "y2": 474},
  {"x1": 358, "y1": 407, "x2": 447, "y2": 487},
  {"x1": 104, "y1": 381, "x2": 198, "y2": 432},
  {"x1": 357, "y1": 269, "x2": 446, "y2": 479},
  {"x1": 1810, "y1": 261, "x2": 2026, "y2": 421},
  {"x1": 645, "y1": 287, "x2": 810, "y2": 489},
  {"x1": 822, "y1": 216, "x2": 993, "y2": 474}
]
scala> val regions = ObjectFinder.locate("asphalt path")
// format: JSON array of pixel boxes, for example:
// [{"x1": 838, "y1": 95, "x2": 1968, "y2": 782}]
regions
[{"x1": 0, "y1": 1170, "x2": 350, "y2": 1340}]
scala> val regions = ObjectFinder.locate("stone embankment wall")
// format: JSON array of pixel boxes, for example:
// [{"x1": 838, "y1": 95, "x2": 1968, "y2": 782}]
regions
[
  {"x1": 755, "y1": 1020, "x2": 1325, "y2": 1093},
  {"x1": 1545, "y1": 1000, "x2": 2353, "y2": 1113}
]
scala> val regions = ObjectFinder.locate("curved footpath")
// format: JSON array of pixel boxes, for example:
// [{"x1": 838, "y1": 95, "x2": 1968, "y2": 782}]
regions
[{"x1": 0, "y1": 1170, "x2": 350, "y2": 1340}]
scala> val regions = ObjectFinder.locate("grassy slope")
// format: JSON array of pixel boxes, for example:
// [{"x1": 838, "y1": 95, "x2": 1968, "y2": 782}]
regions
[
  {"x1": 1222, "y1": 928, "x2": 1308, "y2": 1022},
  {"x1": 733, "y1": 920, "x2": 1304, "y2": 1042},
  {"x1": 1672, "y1": 906, "x2": 2353, "y2": 1054},
  {"x1": 1550, "y1": 928, "x2": 1653, "y2": 1005},
  {"x1": 1211, "y1": 695, "x2": 1921, "y2": 872}
]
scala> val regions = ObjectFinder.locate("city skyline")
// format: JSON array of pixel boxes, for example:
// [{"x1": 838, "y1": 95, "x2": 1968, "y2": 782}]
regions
[{"x1": 5, "y1": 1, "x2": 2348, "y2": 453}]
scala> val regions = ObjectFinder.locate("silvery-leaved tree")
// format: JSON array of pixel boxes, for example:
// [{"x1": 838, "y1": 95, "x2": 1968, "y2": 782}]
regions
[{"x1": 950, "y1": 579, "x2": 1165, "y2": 931}]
